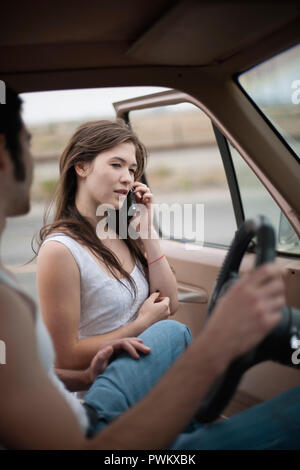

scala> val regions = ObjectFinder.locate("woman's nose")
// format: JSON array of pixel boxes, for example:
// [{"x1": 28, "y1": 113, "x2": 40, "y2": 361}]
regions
[{"x1": 120, "y1": 169, "x2": 132, "y2": 184}]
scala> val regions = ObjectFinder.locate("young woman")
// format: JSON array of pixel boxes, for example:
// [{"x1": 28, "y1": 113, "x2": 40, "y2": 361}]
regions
[{"x1": 36, "y1": 120, "x2": 179, "y2": 383}]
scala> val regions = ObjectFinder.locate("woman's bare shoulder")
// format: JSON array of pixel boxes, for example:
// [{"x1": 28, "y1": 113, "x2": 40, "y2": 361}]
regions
[
  {"x1": 38, "y1": 228, "x2": 76, "y2": 255},
  {"x1": 37, "y1": 239, "x2": 79, "y2": 275}
]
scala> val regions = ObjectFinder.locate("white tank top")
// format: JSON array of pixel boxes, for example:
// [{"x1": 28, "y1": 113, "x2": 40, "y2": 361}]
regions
[
  {"x1": 0, "y1": 268, "x2": 89, "y2": 438},
  {"x1": 41, "y1": 233, "x2": 149, "y2": 338}
]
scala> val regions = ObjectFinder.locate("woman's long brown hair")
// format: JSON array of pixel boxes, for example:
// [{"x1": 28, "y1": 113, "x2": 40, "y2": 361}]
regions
[{"x1": 32, "y1": 119, "x2": 149, "y2": 297}]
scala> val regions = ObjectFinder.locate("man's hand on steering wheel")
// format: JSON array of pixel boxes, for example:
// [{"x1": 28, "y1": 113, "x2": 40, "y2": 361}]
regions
[
  {"x1": 204, "y1": 263, "x2": 286, "y2": 368},
  {"x1": 195, "y1": 216, "x2": 300, "y2": 423}
]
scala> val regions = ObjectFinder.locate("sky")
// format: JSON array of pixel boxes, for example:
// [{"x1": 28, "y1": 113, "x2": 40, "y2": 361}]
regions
[{"x1": 21, "y1": 86, "x2": 169, "y2": 125}]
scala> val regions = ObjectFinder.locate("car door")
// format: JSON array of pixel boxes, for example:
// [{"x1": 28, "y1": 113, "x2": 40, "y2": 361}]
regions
[
  {"x1": 113, "y1": 88, "x2": 300, "y2": 417},
  {"x1": 114, "y1": 90, "x2": 238, "y2": 335}
]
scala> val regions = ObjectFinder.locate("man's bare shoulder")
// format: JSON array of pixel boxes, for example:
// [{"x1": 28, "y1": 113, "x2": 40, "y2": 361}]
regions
[
  {"x1": 0, "y1": 281, "x2": 34, "y2": 325},
  {"x1": 0, "y1": 283, "x2": 85, "y2": 450},
  {"x1": 0, "y1": 281, "x2": 38, "y2": 388}
]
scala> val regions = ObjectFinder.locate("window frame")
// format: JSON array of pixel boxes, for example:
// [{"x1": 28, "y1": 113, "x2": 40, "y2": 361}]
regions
[{"x1": 113, "y1": 90, "x2": 241, "y2": 248}]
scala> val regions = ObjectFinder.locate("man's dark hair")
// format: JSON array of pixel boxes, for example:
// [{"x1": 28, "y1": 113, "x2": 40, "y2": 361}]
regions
[{"x1": 0, "y1": 85, "x2": 25, "y2": 181}]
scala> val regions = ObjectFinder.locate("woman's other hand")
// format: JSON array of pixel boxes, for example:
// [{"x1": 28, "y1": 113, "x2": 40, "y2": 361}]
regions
[{"x1": 137, "y1": 292, "x2": 171, "y2": 330}]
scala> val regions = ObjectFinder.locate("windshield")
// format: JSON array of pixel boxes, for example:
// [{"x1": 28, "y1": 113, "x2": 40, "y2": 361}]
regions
[{"x1": 239, "y1": 43, "x2": 300, "y2": 160}]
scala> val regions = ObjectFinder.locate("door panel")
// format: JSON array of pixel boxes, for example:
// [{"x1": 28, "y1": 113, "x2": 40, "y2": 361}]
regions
[
  {"x1": 160, "y1": 239, "x2": 227, "y2": 337},
  {"x1": 114, "y1": 90, "x2": 238, "y2": 339},
  {"x1": 166, "y1": 236, "x2": 300, "y2": 417}
]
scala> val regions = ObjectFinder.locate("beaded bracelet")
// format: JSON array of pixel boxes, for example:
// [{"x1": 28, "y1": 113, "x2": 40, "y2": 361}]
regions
[{"x1": 147, "y1": 254, "x2": 166, "y2": 266}]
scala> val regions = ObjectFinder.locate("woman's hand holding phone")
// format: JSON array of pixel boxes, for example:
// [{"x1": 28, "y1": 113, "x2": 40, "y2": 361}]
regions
[{"x1": 130, "y1": 182, "x2": 156, "y2": 239}]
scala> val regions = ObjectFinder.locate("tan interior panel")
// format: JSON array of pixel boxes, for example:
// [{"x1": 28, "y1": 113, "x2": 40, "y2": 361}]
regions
[{"x1": 127, "y1": 2, "x2": 300, "y2": 65}]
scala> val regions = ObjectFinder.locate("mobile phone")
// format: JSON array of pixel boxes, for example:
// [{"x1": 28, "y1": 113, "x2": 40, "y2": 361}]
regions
[{"x1": 127, "y1": 188, "x2": 137, "y2": 219}]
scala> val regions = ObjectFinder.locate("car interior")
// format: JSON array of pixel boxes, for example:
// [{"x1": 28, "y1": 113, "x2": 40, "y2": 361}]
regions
[{"x1": 1, "y1": 1, "x2": 300, "y2": 421}]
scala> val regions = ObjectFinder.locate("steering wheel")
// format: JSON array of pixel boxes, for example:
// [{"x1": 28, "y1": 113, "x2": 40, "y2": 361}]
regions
[{"x1": 196, "y1": 215, "x2": 300, "y2": 424}]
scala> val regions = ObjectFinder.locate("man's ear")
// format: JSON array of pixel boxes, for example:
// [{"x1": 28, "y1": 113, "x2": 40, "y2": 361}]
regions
[{"x1": 74, "y1": 161, "x2": 89, "y2": 178}]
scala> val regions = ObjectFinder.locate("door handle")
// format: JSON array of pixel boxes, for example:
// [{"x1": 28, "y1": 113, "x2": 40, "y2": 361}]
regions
[{"x1": 178, "y1": 287, "x2": 207, "y2": 304}]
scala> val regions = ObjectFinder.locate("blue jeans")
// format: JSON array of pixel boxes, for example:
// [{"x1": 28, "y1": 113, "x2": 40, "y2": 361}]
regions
[
  {"x1": 83, "y1": 320, "x2": 300, "y2": 449},
  {"x1": 171, "y1": 386, "x2": 300, "y2": 450},
  {"x1": 83, "y1": 320, "x2": 192, "y2": 434}
]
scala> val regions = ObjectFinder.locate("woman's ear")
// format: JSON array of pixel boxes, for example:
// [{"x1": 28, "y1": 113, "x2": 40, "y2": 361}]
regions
[{"x1": 74, "y1": 161, "x2": 89, "y2": 178}]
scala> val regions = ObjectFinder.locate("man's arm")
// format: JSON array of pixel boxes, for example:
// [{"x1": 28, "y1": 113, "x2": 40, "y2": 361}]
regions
[
  {"x1": 0, "y1": 264, "x2": 284, "y2": 449},
  {"x1": 0, "y1": 283, "x2": 86, "y2": 449},
  {"x1": 1, "y1": 279, "x2": 213, "y2": 450}
]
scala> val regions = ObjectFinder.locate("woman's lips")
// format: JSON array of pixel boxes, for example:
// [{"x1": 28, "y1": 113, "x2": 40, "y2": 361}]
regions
[{"x1": 114, "y1": 190, "x2": 128, "y2": 195}]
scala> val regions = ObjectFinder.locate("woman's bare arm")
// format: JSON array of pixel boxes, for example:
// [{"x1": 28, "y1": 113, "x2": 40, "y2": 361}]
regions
[
  {"x1": 131, "y1": 182, "x2": 179, "y2": 314},
  {"x1": 37, "y1": 242, "x2": 155, "y2": 369},
  {"x1": 54, "y1": 368, "x2": 91, "y2": 392},
  {"x1": 143, "y1": 234, "x2": 179, "y2": 314}
]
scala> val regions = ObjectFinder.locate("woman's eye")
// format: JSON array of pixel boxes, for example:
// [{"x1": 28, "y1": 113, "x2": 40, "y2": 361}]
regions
[{"x1": 112, "y1": 163, "x2": 135, "y2": 175}]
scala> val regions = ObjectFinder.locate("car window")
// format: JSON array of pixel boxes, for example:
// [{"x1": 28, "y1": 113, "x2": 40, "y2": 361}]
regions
[
  {"x1": 129, "y1": 103, "x2": 237, "y2": 247},
  {"x1": 229, "y1": 142, "x2": 300, "y2": 255},
  {"x1": 239, "y1": 43, "x2": 300, "y2": 160}
]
